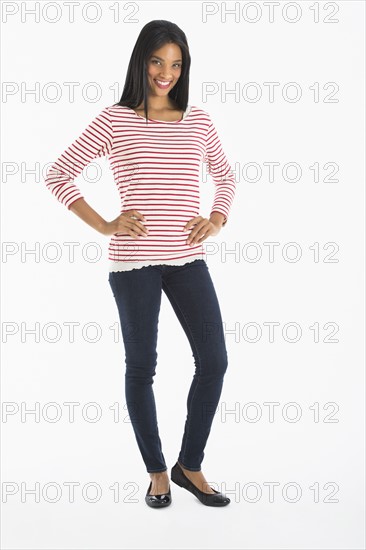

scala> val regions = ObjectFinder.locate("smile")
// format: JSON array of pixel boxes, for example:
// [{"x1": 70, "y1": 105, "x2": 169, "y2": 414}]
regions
[{"x1": 154, "y1": 79, "x2": 172, "y2": 88}]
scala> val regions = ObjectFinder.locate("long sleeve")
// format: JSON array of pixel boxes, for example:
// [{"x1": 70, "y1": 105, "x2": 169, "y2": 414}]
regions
[
  {"x1": 45, "y1": 107, "x2": 113, "y2": 209},
  {"x1": 204, "y1": 114, "x2": 236, "y2": 226}
]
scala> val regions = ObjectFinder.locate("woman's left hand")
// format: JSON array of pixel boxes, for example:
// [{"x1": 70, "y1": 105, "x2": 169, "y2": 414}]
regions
[{"x1": 183, "y1": 216, "x2": 221, "y2": 246}]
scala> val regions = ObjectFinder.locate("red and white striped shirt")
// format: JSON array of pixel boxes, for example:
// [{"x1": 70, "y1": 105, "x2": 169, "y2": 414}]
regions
[{"x1": 45, "y1": 104, "x2": 236, "y2": 272}]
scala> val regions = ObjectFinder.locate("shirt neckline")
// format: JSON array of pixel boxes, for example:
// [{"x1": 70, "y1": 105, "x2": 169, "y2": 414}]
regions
[{"x1": 126, "y1": 105, "x2": 192, "y2": 123}]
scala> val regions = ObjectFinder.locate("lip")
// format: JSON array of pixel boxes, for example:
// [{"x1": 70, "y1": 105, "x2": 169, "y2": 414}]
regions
[{"x1": 154, "y1": 79, "x2": 173, "y2": 89}]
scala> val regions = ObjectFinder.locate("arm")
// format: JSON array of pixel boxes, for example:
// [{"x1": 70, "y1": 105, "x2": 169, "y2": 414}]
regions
[
  {"x1": 44, "y1": 107, "x2": 151, "y2": 239},
  {"x1": 44, "y1": 107, "x2": 113, "y2": 212},
  {"x1": 68, "y1": 198, "x2": 108, "y2": 234},
  {"x1": 209, "y1": 211, "x2": 227, "y2": 228},
  {"x1": 204, "y1": 114, "x2": 236, "y2": 227}
]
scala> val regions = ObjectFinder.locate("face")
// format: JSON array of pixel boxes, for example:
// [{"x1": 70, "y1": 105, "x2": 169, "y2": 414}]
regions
[{"x1": 146, "y1": 42, "x2": 182, "y2": 97}]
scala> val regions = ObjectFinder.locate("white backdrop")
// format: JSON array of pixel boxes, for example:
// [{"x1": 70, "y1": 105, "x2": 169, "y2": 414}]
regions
[{"x1": 1, "y1": 1, "x2": 365, "y2": 549}]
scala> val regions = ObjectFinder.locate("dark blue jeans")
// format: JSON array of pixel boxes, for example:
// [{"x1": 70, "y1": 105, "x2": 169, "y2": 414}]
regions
[{"x1": 108, "y1": 259, "x2": 228, "y2": 473}]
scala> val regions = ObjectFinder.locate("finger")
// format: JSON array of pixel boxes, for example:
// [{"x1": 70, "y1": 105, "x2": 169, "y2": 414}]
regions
[
  {"x1": 187, "y1": 232, "x2": 203, "y2": 245},
  {"x1": 122, "y1": 223, "x2": 142, "y2": 239},
  {"x1": 130, "y1": 224, "x2": 148, "y2": 239},
  {"x1": 126, "y1": 211, "x2": 148, "y2": 234},
  {"x1": 187, "y1": 226, "x2": 210, "y2": 244},
  {"x1": 133, "y1": 220, "x2": 149, "y2": 235},
  {"x1": 134, "y1": 210, "x2": 147, "y2": 222},
  {"x1": 186, "y1": 220, "x2": 208, "y2": 237},
  {"x1": 124, "y1": 219, "x2": 148, "y2": 237},
  {"x1": 183, "y1": 216, "x2": 201, "y2": 230}
]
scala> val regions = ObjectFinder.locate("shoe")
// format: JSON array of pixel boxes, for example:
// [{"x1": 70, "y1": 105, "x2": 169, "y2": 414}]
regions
[
  {"x1": 171, "y1": 461, "x2": 230, "y2": 507},
  {"x1": 145, "y1": 480, "x2": 172, "y2": 508}
]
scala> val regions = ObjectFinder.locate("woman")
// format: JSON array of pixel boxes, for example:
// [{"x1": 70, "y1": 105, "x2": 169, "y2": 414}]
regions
[{"x1": 45, "y1": 20, "x2": 236, "y2": 508}]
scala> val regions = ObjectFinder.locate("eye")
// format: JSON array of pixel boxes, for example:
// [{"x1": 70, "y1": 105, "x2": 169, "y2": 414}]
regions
[{"x1": 150, "y1": 59, "x2": 182, "y2": 68}]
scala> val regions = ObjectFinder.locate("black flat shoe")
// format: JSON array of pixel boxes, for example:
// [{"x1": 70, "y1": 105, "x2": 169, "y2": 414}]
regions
[
  {"x1": 145, "y1": 481, "x2": 172, "y2": 508},
  {"x1": 171, "y1": 461, "x2": 230, "y2": 507}
]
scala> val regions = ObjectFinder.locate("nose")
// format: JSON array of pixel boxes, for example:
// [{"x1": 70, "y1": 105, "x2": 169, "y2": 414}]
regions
[{"x1": 158, "y1": 71, "x2": 173, "y2": 80}]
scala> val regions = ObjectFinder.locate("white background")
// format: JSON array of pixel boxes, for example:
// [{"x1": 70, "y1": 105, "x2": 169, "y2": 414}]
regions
[{"x1": 1, "y1": 1, "x2": 365, "y2": 549}]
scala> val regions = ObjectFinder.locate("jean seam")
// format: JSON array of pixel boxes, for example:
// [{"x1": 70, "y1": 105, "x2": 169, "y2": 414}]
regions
[{"x1": 162, "y1": 280, "x2": 202, "y2": 468}]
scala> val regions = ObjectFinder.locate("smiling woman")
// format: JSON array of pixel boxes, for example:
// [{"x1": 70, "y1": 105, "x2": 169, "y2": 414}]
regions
[
  {"x1": 129, "y1": 44, "x2": 184, "y2": 121},
  {"x1": 114, "y1": 21, "x2": 190, "y2": 124},
  {"x1": 44, "y1": 19, "x2": 235, "y2": 509},
  {"x1": 149, "y1": 53, "x2": 182, "y2": 87}
]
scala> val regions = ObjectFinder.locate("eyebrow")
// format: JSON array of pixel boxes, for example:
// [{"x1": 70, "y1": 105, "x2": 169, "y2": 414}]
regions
[{"x1": 150, "y1": 55, "x2": 182, "y2": 62}]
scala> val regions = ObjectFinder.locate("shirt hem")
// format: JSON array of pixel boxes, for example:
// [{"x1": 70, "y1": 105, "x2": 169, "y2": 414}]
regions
[{"x1": 108, "y1": 253, "x2": 206, "y2": 272}]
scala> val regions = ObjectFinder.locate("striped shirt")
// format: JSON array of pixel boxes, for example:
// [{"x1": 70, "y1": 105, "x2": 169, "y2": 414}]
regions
[{"x1": 45, "y1": 104, "x2": 236, "y2": 272}]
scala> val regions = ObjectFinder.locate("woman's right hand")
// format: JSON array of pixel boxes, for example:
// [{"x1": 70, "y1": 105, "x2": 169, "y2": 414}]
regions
[{"x1": 100, "y1": 210, "x2": 149, "y2": 238}]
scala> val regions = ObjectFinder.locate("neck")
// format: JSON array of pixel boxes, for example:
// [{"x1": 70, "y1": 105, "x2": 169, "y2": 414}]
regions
[{"x1": 137, "y1": 96, "x2": 178, "y2": 112}]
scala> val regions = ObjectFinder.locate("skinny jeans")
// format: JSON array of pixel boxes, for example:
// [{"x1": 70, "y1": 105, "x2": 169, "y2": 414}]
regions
[{"x1": 108, "y1": 259, "x2": 228, "y2": 473}]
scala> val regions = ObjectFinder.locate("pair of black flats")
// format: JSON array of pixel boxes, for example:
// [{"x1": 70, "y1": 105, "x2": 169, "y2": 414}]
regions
[{"x1": 145, "y1": 461, "x2": 231, "y2": 507}]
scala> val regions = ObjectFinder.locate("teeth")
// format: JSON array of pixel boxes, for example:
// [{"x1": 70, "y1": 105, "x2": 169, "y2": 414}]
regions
[{"x1": 155, "y1": 80, "x2": 171, "y2": 85}]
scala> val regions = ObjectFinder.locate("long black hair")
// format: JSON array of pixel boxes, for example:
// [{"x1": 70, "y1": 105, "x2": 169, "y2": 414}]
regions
[{"x1": 113, "y1": 20, "x2": 191, "y2": 123}]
